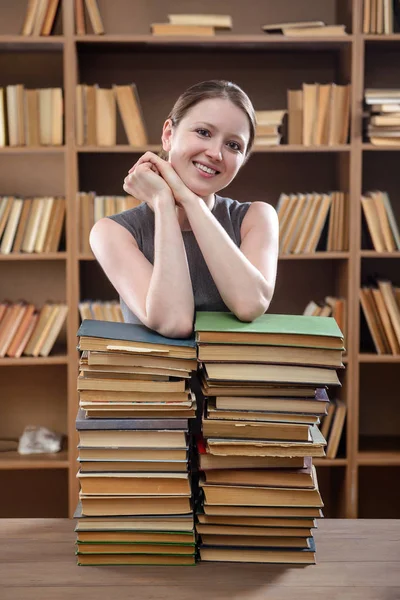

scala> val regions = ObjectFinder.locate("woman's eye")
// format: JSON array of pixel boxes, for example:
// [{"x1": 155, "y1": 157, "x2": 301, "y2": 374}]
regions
[
  {"x1": 227, "y1": 141, "x2": 241, "y2": 152},
  {"x1": 196, "y1": 129, "x2": 210, "y2": 137}
]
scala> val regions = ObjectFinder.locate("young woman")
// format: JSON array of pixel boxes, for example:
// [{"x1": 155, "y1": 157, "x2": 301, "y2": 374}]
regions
[{"x1": 90, "y1": 80, "x2": 279, "y2": 338}]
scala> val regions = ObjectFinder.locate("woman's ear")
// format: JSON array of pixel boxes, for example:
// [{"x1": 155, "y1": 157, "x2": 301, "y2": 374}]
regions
[{"x1": 161, "y1": 119, "x2": 173, "y2": 153}]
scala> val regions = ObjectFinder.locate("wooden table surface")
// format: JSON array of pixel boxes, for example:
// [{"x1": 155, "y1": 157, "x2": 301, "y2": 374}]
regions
[{"x1": 1, "y1": 519, "x2": 399, "y2": 600}]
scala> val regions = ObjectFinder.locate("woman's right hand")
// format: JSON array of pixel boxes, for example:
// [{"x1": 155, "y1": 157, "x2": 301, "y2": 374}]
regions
[{"x1": 123, "y1": 162, "x2": 173, "y2": 210}]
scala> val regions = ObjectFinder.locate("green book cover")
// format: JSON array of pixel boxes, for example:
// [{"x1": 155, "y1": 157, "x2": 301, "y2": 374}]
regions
[{"x1": 195, "y1": 312, "x2": 343, "y2": 339}]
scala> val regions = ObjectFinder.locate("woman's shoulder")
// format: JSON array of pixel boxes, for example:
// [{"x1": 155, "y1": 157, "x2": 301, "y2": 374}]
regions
[
  {"x1": 107, "y1": 202, "x2": 153, "y2": 236},
  {"x1": 213, "y1": 194, "x2": 252, "y2": 222}
]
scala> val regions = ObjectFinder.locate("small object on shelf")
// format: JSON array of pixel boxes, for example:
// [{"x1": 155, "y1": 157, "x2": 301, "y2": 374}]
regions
[
  {"x1": 18, "y1": 425, "x2": 63, "y2": 454},
  {"x1": 262, "y1": 21, "x2": 347, "y2": 36}
]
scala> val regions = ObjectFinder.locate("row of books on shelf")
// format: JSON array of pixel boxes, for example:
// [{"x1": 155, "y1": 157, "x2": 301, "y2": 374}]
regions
[
  {"x1": 79, "y1": 301, "x2": 124, "y2": 323},
  {"x1": 277, "y1": 191, "x2": 348, "y2": 254},
  {"x1": 0, "y1": 196, "x2": 65, "y2": 254},
  {"x1": 1, "y1": 190, "x2": 398, "y2": 256},
  {"x1": 21, "y1": 0, "x2": 103, "y2": 36},
  {"x1": 287, "y1": 83, "x2": 350, "y2": 147},
  {"x1": 0, "y1": 301, "x2": 67, "y2": 358},
  {"x1": 362, "y1": 0, "x2": 400, "y2": 34},
  {"x1": 9, "y1": 83, "x2": 400, "y2": 150},
  {"x1": 74, "y1": 312, "x2": 345, "y2": 565},
  {"x1": 76, "y1": 84, "x2": 147, "y2": 147},
  {"x1": 0, "y1": 86, "x2": 63, "y2": 147},
  {"x1": 75, "y1": 82, "x2": 351, "y2": 148},
  {"x1": 21, "y1": 2, "x2": 349, "y2": 39},
  {"x1": 360, "y1": 280, "x2": 400, "y2": 354},
  {"x1": 361, "y1": 190, "x2": 400, "y2": 252},
  {"x1": 364, "y1": 89, "x2": 400, "y2": 147},
  {"x1": 3, "y1": 286, "x2": 398, "y2": 360},
  {"x1": 20, "y1": 0, "x2": 60, "y2": 36}
]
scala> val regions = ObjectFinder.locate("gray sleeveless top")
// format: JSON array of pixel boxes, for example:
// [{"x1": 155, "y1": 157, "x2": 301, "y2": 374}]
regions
[{"x1": 107, "y1": 194, "x2": 251, "y2": 324}]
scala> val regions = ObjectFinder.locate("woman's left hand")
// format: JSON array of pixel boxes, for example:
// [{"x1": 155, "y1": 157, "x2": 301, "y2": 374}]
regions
[{"x1": 129, "y1": 152, "x2": 198, "y2": 207}]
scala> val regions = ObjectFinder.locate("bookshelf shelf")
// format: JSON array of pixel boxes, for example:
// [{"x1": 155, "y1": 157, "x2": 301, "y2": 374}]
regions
[
  {"x1": 358, "y1": 354, "x2": 400, "y2": 363},
  {"x1": 358, "y1": 451, "x2": 400, "y2": 465},
  {"x1": 0, "y1": 355, "x2": 69, "y2": 366},
  {"x1": 76, "y1": 145, "x2": 351, "y2": 154},
  {"x1": 0, "y1": 253, "x2": 67, "y2": 261},
  {"x1": 278, "y1": 252, "x2": 349, "y2": 260},
  {"x1": 0, "y1": 450, "x2": 69, "y2": 470},
  {"x1": 78, "y1": 253, "x2": 95, "y2": 261},
  {"x1": 74, "y1": 34, "x2": 354, "y2": 49},
  {"x1": 360, "y1": 251, "x2": 400, "y2": 258},
  {"x1": 363, "y1": 34, "x2": 400, "y2": 42},
  {"x1": 0, "y1": 147, "x2": 65, "y2": 154},
  {"x1": 76, "y1": 145, "x2": 162, "y2": 154},
  {"x1": 0, "y1": 36, "x2": 64, "y2": 50},
  {"x1": 314, "y1": 458, "x2": 348, "y2": 466},
  {"x1": 362, "y1": 144, "x2": 400, "y2": 151}
]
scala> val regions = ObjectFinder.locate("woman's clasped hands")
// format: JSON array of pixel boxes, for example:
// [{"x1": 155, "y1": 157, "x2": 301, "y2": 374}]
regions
[{"x1": 123, "y1": 152, "x2": 198, "y2": 208}]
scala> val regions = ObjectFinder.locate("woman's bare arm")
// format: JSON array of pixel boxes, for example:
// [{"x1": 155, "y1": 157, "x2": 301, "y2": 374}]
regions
[
  {"x1": 183, "y1": 199, "x2": 279, "y2": 321},
  {"x1": 89, "y1": 192, "x2": 195, "y2": 338}
]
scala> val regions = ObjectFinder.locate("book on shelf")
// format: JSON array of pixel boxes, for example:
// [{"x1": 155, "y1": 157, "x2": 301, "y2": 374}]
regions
[
  {"x1": 150, "y1": 14, "x2": 232, "y2": 36},
  {"x1": 74, "y1": 0, "x2": 104, "y2": 35},
  {"x1": 287, "y1": 83, "x2": 350, "y2": 146},
  {"x1": 254, "y1": 110, "x2": 286, "y2": 146},
  {"x1": 362, "y1": 0, "x2": 395, "y2": 34},
  {"x1": 364, "y1": 90, "x2": 400, "y2": 145},
  {"x1": 150, "y1": 24, "x2": 216, "y2": 37},
  {"x1": 0, "y1": 196, "x2": 65, "y2": 254},
  {"x1": 1, "y1": 85, "x2": 63, "y2": 147},
  {"x1": 167, "y1": 14, "x2": 232, "y2": 29},
  {"x1": 0, "y1": 300, "x2": 67, "y2": 358},
  {"x1": 76, "y1": 84, "x2": 148, "y2": 147},
  {"x1": 21, "y1": 0, "x2": 61, "y2": 36},
  {"x1": 79, "y1": 301, "x2": 124, "y2": 323},
  {"x1": 319, "y1": 399, "x2": 346, "y2": 459},
  {"x1": 262, "y1": 21, "x2": 347, "y2": 36},
  {"x1": 361, "y1": 191, "x2": 400, "y2": 252},
  {"x1": 276, "y1": 191, "x2": 348, "y2": 254},
  {"x1": 360, "y1": 280, "x2": 400, "y2": 355}
]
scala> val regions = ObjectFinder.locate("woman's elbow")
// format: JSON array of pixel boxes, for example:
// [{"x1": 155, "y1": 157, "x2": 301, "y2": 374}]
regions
[
  {"x1": 151, "y1": 319, "x2": 194, "y2": 340},
  {"x1": 234, "y1": 290, "x2": 273, "y2": 322}
]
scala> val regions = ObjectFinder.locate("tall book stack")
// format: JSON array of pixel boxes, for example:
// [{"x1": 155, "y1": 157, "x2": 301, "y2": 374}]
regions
[
  {"x1": 74, "y1": 319, "x2": 198, "y2": 566},
  {"x1": 194, "y1": 312, "x2": 344, "y2": 565}
]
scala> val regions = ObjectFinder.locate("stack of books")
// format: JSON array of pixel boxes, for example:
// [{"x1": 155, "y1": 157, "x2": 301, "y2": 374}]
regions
[
  {"x1": 194, "y1": 312, "x2": 344, "y2": 565},
  {"x1": 150, "y1": 14, "x2": 232, "y2": 36},
  {"x1": 254, "y1": 111, "x2": 286, "y2": 147},
  {"x1": 364, "y1": 90, "x2": 400, "y2": 146},
  {"x1": 276, "y1": 191, "x2": 348, "y2": 254},
  {"x1": 74, "y1": 319, "x2": 198, "y2": 566}
]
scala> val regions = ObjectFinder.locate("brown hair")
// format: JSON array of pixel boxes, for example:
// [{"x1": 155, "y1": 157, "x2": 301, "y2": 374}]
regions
[{"x1": 159, "y1": 80, "x2": 256, "y2": 163}]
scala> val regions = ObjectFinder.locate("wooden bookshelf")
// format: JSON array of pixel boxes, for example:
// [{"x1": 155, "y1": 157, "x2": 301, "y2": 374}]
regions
[{"x1": 0, "y1": 0, "x2": 399, "y2": 519}]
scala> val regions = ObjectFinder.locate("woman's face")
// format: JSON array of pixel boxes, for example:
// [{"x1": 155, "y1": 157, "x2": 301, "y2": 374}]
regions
[{"x1": 162, "y1": 98, "x2": 250, "y2": 199}]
